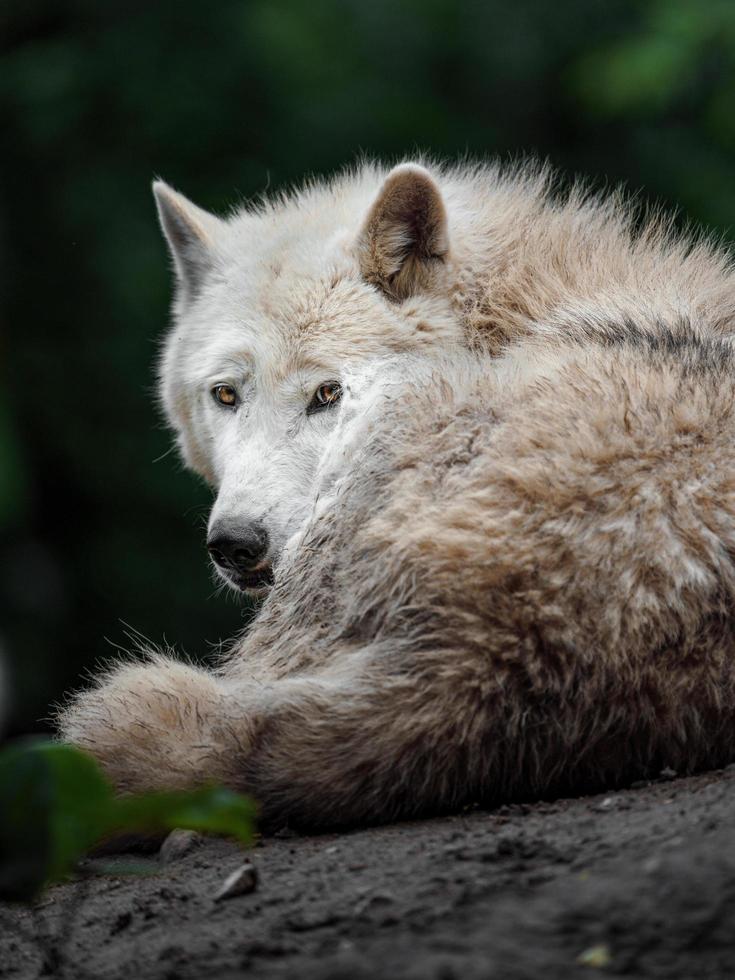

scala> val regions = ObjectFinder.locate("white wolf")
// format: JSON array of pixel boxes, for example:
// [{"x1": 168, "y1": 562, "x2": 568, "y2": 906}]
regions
[{"x1": 59, "y1": 161, "x2": 735, "y2": 828}]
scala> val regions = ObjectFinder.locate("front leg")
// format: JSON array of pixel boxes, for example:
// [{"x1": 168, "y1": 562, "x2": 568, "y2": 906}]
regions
[
  {"x1": 57, "y1": 645, "x2": 491, "y2": 829},
  {"x1": 56, "y1": 654, "x2": 253, "y2": 794},
  {"x1": 233, "y1": 651, "x2": 501, "y2": 830}
]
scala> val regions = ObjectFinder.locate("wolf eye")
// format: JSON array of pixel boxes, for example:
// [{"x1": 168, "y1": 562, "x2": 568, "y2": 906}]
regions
[
  {"x1": 212, "y1": 384, "x2": 238, "y2": 408},
  {"x1": 307, "y1": 381, "x2": 343, "y2": 414}
]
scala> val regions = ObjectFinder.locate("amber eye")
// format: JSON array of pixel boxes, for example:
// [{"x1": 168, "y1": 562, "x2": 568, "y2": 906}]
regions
[
  {"x1": 307, "y1": 381, "x2": 343, "y2": 415},
  {"x1": 211, "y1": 384, "x2": 238, "y2": 408}
]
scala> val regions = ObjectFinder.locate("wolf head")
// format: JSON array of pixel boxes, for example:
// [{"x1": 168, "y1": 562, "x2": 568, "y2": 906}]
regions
[{"x1": 154, "y1": 163, "x2": 464, "y2": 594}]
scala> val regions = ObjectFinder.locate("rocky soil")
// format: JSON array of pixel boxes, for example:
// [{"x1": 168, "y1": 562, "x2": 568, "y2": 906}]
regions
[{"x1": 2, "y1": 767, "x2": 735, "y2": 979}]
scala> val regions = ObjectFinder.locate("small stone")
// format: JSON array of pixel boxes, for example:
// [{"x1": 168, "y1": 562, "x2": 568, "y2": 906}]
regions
[
  {"x1": 159, "y1": 829, "x2": 204, "y2": 865},
  {"x1": 593, "y1": 796, "x2": 615, "y2": 812},
  {"x1": 576, "y1": 943, "x2": 612, "y2": 968},
  {"x1": 659, "y1": 767, "x2": 677, "y2": 781},
  {"x1": 214, "y1": 861, "x2": 259, "y2": 901}
]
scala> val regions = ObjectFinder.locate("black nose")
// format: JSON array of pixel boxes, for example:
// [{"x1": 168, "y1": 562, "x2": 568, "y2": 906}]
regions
[{"x1": 207, "y1": 520, "x2": 269, "y2": 574}]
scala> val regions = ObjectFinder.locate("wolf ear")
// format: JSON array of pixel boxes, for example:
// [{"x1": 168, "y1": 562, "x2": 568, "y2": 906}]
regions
[
  {"x1": 153, "y1": 181, "x2": 223, "y2": 300},
  {"x1": 357, "y1": 164, "x2": 449, "y2": 301}
]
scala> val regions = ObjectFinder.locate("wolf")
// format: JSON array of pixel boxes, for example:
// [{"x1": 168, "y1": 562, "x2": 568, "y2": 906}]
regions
[{"x1": 58, "y1": 160, "x2": 735, "y2": 828}]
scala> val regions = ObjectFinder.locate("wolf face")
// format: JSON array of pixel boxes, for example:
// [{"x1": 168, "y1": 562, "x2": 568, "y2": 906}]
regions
[{"x1": 154, "y1": 164, "x2": 463, "y2": 594}]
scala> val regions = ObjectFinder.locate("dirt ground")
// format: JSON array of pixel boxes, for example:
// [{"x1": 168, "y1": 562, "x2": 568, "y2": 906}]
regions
[{"x1": 2, "y1": 766, "x2": 735, "y2": 980}]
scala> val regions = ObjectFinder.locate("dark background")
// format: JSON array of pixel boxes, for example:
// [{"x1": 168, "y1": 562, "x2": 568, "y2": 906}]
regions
[{"x1": 3, "y1": 0, "x2": 735, "y2": 734}]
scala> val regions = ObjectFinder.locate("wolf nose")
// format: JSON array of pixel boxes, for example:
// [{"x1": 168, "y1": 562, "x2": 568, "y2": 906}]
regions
[{"x1": 207, "y1": 521, "x2": 269, "y2": 573}]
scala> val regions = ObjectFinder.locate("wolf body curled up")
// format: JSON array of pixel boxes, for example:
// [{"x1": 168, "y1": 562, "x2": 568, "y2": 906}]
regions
[{"x1": 59, "y1": 160, "x2": 735, "y2": 828}]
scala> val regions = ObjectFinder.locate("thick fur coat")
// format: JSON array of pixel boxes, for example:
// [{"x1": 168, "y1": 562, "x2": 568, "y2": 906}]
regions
[{"x1": 58, "y1": 160, "x2": 735, "y2": 828}]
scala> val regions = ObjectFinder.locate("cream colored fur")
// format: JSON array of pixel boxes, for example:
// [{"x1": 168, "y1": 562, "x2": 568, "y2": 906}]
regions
[{"x1": 58, "y1": 160, "x2": 735, "y2": 828}]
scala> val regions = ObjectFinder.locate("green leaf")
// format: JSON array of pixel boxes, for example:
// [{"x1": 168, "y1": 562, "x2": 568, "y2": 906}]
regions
[
  {"x1": 0, "y1": 739, "x2": 112, "y2": 902},
  {"x1": 0, "y1": 739, "x2": 256, "y2": 903},
  {"x1": 107, "y1": 786, "x2": 256, "y2": 844}
]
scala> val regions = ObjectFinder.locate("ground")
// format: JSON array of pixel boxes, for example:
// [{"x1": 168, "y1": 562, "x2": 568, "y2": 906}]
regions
[{"x1": 2, "y1": 767, "x2": 735, "y2": 979}]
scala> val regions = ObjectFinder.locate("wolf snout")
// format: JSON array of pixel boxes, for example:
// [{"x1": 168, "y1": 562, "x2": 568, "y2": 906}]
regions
[{"x1": 207, "y1": 519, "x2": 270, "y2": 578}]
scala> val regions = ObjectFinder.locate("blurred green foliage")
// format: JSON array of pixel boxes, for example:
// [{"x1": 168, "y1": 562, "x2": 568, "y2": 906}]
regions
[
  {"x1": 2, "y1": 0, "x2": 735, "y2": 733},
  {"x1": 0, "y1": 738, "x2": 255, "y2": 902}
]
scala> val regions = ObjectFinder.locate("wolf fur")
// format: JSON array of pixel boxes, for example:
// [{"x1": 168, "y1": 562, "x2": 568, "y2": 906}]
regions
[{"x1": 58, "y1": 160, "x2": 735, "y2": 828}]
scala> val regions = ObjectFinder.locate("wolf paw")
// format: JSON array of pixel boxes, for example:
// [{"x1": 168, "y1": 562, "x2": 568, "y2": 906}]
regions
[{"x1": 57, "y1": 655, "x2": 238, "y2": 794}]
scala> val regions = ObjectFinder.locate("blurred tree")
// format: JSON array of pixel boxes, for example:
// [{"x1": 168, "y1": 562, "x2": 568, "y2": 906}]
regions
[
  {"x1": 570, "y1": 0, "x2": 735, "y2": 228},
  {"x1": 1, "y1": 0, "x2": 734, "y2": 733}
]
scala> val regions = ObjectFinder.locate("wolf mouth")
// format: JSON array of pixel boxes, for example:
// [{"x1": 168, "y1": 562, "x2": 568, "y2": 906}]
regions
[{"x1": 229, "y1": 564, "x2": 275, "y2": 593}]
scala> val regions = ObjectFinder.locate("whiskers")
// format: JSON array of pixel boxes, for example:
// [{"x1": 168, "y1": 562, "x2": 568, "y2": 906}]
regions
[
  {"x1": 182, "y1": 501, "x2": 212, "y2": 532},
  {"x1": 206, "y1": 563, "x2": 243, "y2": 605}
]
